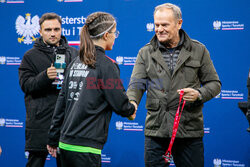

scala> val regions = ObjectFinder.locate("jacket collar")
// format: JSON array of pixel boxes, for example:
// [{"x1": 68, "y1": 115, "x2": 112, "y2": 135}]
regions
[
  {"x1": 149, "y1": 29, "x2": 192, "y2": 77},
  {"x1": 150, "y1": 29, "x2": 192, "y2": 52},
  {"x1": 95, "y1": 45, "x2": 105, "y2": 55},
  {"x1": 34, "y1": 35, "x2": 69, "y2": 53}
]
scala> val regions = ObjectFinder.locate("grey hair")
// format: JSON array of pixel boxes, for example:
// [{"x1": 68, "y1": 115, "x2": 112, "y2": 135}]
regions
[{"x1": 154, "y1": 3, "x2": 182, "y2": 20}]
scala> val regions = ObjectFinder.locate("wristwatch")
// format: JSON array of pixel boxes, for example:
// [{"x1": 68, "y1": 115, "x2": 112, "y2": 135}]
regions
[{"x1": 197, "y1": 92, "x2": 203, "y2": 101}]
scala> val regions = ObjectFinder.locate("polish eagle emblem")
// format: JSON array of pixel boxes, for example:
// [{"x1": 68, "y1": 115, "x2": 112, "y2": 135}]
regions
[
  {"x1": 213, "y1": 20, "x2": 221, "y2": 30},
  {"x1": 146, "y1": 23, "x2": 154, "y2": 32},
  {"x1": 16, "y1": 13, "x2": 40, "y2": 45}
]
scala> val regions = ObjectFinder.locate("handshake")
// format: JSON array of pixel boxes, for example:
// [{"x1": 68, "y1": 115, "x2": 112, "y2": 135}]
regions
[{"x1": 128, "y1": 101, "x2": 138, "y2": 120}]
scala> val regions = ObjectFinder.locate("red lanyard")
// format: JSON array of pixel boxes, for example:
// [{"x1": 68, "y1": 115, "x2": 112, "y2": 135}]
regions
[{"x1": 163, "y1": 89, "x2": 186, "y2": 164}]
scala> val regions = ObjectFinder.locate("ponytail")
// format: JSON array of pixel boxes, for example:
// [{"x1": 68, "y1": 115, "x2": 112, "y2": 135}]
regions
[{"x1": 79, "y1": 25, "x2": 96, "y2": 68}]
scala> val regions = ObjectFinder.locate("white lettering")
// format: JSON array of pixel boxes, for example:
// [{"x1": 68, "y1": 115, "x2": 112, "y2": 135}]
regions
[
  {"x1": 61, "y1": 16, "x2": 86, "y2": 25},
  {"x1": 72, "y1": 70, "x2": 89, "y2": 77}
]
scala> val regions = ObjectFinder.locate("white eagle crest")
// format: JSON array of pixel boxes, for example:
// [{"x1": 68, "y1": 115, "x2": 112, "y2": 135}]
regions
[
  {"x1": 116, "y1": 56, "x2": 123, "y2": 65},
  {"x1": 146, "y1": 23, "x2": 154, "y2": 32},
  {"x1": 213, "y1": 21, "x2": 221, "y2": 30},
  {"x1": 116, "y1": 121, "x2": 123, "y2": 130},
  {"x1": 16, "y1": 13, "x2": 40, "y2": 45}
]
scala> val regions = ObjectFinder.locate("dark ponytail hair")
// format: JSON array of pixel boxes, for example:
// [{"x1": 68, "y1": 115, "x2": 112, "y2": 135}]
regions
[
  {"x1": 79, "y1": 12, "x2": 115, "y2": 68},
  {"x1": 79, "y1": 25, "x2": 96, "y2": 68}
]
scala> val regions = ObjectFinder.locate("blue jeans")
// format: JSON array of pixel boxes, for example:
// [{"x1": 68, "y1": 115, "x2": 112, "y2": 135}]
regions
[{"x1": 144, "y1": 136, "x2": 204, "y2": 167}]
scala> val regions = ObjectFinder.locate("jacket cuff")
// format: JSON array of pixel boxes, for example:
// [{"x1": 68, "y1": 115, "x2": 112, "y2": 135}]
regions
[
  {"x1": 47, "y1": 138, "x2": 59, "y2": 147},
  {"x1": 194, "y1": 88, "x2": 204, "y2": 104},
  {"x1": 37, "y1": 70, "x2": 54, "y2": 88}
]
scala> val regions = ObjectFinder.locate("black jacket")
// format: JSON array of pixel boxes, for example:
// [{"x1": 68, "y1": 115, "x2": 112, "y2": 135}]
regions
[
  {"x1": 48, "y1": 46, "x2": 135, "y2": 150},
  {"x1": 19, "y1": 36, "x2": 78, "y2": 151}
]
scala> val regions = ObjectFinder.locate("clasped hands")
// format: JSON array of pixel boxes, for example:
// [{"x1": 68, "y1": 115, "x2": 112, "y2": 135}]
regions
[{"x1": 128, "y1": 101, "x2": 138, "y2": 120}]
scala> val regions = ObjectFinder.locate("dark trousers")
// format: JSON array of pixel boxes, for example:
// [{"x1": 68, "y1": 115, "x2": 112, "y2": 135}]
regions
[
  {"x1": 26, "y1": 151, "x2": 61, "y2": 167},
  {"x1": 144, "y1": 136, "x2": 204, "y2": 167},
  {"x1": 59, "y1": 148, "x2": 101, "y2": 167}
]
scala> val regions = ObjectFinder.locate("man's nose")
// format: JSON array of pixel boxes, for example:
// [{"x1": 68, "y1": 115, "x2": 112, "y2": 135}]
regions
[
  {"x1": 158, "y1": 25, "x2": 164, "y2": 31},
  {"x1": 51, "y1": 30, "x2": 56, "y2": 36}
]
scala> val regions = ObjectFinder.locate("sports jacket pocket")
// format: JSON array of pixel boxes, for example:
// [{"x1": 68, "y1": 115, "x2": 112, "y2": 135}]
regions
[
  {"x1": 184, "y1": 60, "x2": 200, "y2": 83},
  {"x1": 145, "y1": 98, "x2": 161, "y2": 130}
]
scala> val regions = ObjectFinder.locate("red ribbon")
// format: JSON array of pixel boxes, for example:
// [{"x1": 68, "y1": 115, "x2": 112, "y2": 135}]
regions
[{"x1": 163, "y1": 89, "x2": 186, "y2": 164}]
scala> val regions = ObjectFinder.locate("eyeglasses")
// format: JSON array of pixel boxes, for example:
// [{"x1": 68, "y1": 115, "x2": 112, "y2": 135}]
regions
[{"x1": 110, "y1": 30, "x2": 120, "y2": 38}]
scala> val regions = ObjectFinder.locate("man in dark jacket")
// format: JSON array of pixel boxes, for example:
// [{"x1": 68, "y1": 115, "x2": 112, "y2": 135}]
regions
[
  {"x1": 127, "y1": 3, "x2": 221, "y2": 167},
  {"x1": 18, "y1": 13, "x2": 78, "y2": 167}
]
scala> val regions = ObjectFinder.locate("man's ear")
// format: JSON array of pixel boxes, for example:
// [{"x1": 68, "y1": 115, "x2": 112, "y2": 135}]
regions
[
  {"x1": 39, "y1": 29, "x2": 42, "y2": 37},
  {"x1": 177, "y1": 19, "x2": 183, "y2": 30}
]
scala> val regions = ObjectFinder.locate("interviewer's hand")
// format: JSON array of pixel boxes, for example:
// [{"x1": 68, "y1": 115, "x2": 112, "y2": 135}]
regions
[
  {"x1": 47, "y1": 145, "x2": 57, "y2": 158},
  {"x1": 128, "y1": 101, "x2": 137, "y2": 120},
  {"x1": 0, "y1": 146, "x2": 2, "y2": 156},
  {"x1": 47, "y1": 64, "x2": 57, "y2": 80},
  {"x1": 177, "y1": 88, "x2": 200, "y2": 102}
]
